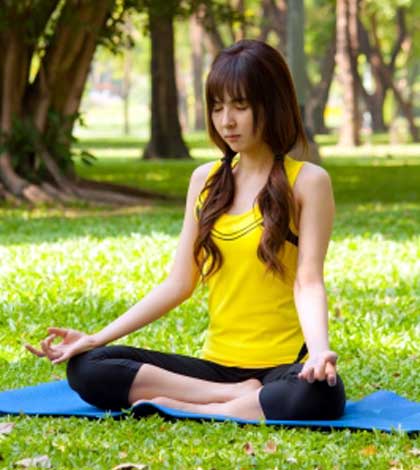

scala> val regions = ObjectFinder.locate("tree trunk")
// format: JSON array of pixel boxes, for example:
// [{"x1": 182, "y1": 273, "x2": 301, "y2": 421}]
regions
[
  {"x1": 0, "y1": 28, "x2": 44, "y2": 199},
  {"x1": 306, "y1": 29, "x2": 336, "y2": 134},
  {"x1": 336, "y1": 0, "x2": 360, "y2": 146},
  {"x1": 231, "y1": 0, "x2": 246, "y2": 41},
  {"x1": 367, "y1": 9, "x2": 417, "y2": 141},
  {"x1": 189, "y1": 12, "x2": 205, "y2": 130},
  {"x1": 357, "y1": 17, "x2": 386, "y2": 132},
  {"x1": 306, "y1": 33, "x2": 336, "y2": 134},
  {"x1": 259, "y1": 0, "x2": 287, "y2": 54},
  {"x1": 287, "y1": 0, "x2": 305, "y2": 109},
  {"x1": 143, "y1": 11, "x2": 190, "y2": 159},
  {"x1": 196, "y1": 3, "x2": 225, "y2": 59},
  {"x1": 122, "y1": 17, "x2": 135, "y2": 136},
  {"x1": 122, "y1": 48, "x2": 133, "y2": 135}
]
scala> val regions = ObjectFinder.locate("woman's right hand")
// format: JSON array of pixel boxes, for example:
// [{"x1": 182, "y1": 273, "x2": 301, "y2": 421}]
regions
[{"x1": 25, "y1": 327, "x2": 98, "y2": 365}]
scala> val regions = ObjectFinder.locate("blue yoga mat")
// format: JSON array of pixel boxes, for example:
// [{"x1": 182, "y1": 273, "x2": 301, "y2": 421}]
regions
[{"x1": 0, "y1": 380, "x2": 418, "y2": 433}]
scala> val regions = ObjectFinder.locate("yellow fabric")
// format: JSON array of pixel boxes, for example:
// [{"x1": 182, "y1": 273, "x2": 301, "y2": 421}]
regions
[{"x1": 195, "y1": 155, "x2": 307, "y2": 367}]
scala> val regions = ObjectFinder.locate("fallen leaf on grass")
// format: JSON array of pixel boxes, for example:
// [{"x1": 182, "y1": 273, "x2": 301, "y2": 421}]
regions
[
  {"x1": 15, "y1": 455, "x2": 51, "y2": 468},
  {"x1": 243, "y1": 442, "x2": 255, "y2": 455},
  {"x1": 0, "y1": 422, "x2": 15, "y2": 434},
  {"x1": 263, "y1": 440, "x2": 277, "y2": 453},
  {"x1": 112, "y1": 464, "x2": 148, "y2": 470},
  {"x1": 360, "y1": 445, "x2": 377, "y2": 456},
  {"x1": 388, "y1": 460, "x2": 401, "y2": 470}
]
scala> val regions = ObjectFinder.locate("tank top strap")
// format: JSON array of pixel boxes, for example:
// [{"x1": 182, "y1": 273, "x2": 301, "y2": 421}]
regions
[{"x1": 284, "y1": 155, "x2": 305, "y2": 187}]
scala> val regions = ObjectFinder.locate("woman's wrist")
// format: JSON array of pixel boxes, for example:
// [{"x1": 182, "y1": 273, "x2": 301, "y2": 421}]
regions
[{"x1": 89, "y1": 333, "x2": 104, "y2": 348}]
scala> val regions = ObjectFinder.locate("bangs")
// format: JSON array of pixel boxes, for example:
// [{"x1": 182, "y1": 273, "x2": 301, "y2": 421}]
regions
[{"x1": 206, "y1": 55, "x2": 253, "y2": 107}]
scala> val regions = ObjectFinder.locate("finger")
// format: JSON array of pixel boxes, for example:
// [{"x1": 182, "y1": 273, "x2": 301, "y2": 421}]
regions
[
  {"x1": 45, "y1": 333, "x2": 55, "y2": 344},
  {"x1": 306, "y1": 366, "x2": 315, "y2": 383},
  {"x1": 325, "y1": 351, "x2": 338, "y2": 365},
  {"x1": 298, "y1": 365, "x2": 310, "y2": 380},
  {"x1": 47, "y1": 327, "x2": 68, "y2": 337},
  {"x1": 24, "y1": 343, "x2": 45, "y2": 358},
  {"x1": 314, "y1": 364, "x2": 326, "y2": 381},
  {"x1": 52, "y1": 352, "x2": 68, "y2": 365},
  {"x1": 46, "y1": 334, "x2": 58, "y2": 349},
  {"x1": 325, "y1": 361, "x2": 337, "y2": 386},
  {"x1": 41, "y1": 335, "x2": 59, "y2": 359},
  {"x1": 41, "y1": 334, "x2": 55, "y2": 351}
]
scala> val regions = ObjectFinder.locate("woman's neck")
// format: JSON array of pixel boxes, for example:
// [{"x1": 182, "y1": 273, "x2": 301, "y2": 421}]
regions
[{"x1": 236, "y1": 143, "x2": 274, "y2": 177}]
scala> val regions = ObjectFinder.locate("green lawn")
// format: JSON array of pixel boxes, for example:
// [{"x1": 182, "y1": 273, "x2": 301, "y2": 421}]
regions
[{"x1": 0, "y1": 139, "x2": 419, "y2": 469}]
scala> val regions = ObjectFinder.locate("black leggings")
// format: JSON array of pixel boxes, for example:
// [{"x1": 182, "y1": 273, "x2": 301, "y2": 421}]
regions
[{"x1": 66, "y1": 345, "x2": 346, "y2": 421}]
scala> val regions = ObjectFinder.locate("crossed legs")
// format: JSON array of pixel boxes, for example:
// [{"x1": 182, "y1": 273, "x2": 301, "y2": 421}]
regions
[
  {"x1": 66, "y1": 346, "x2": 265, "y2": 420},
  {"x1": 128, "y1": 364, "x2": 264, "y2": 420},
  {"x1": 66, "y1": 346, "x2": 345, "y2": 421}
]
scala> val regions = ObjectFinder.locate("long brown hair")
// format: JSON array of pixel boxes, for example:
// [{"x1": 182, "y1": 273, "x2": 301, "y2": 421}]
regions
[{"x1": 194, "y1": 39, "x2": 307, "y2": 280}]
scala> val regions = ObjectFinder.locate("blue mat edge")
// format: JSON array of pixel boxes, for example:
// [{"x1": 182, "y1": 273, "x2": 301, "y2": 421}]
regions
[{"x1": 0, "y1": 380, "x2": 418, "y2": 434}]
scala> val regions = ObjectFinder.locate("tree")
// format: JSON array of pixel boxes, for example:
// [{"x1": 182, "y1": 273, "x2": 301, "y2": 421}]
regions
[
  {"x1": 357, "y1": 2, "x2": 418, "y2": 140},
  {"x1": 304, "y1": 0, "x2": 336, "y2": 135},
  {"x1": 143, "y1": 1, "x2": 190, "y2": 159},
  {"x1": 336, "y1": 0, "x2": 361, "y2": 146},
  {"x1": 0, "y1": 0, "x2": 166, "y2": 204},
  {"x1": 259, "y1": 0, "x2": 287, "y2": 53},
  {"x1": 189, "y1": 8, "x2": 206, "y2": 130}
]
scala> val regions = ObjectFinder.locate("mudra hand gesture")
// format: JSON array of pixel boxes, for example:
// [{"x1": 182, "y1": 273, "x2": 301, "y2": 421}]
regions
[
  {"x1": 25, "y1": 327, "x2": 97, "y2": 365},
  {"x1": 298, "y1": 350, "x2": 338, "y2": 387}
]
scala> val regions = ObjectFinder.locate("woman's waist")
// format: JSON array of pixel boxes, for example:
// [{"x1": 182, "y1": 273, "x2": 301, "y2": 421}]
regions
[{"x1": 202, "y1": 323, "x2": 305, "y2": 366}]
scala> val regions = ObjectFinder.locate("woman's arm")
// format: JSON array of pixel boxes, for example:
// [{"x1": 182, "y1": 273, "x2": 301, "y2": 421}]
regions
[
  {"x1": 26, "y1": 162, "x2": 215, "y2": 363},
  {"x1": 90, "y1": 162, "x2": 215, "y2": 347},
  {"x1": 293, "y1": 163, "x2": 337, "y2": 386}
]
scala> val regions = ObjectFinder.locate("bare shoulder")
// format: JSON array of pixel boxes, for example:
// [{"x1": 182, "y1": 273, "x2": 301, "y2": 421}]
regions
[
  {"x1": 192, "y1": 161, "x2": 217, "y2": 180},
  {"x1": 190, "y1": 161, "x2": 218, "y2": 191},
  {"x1": 294, "y1": 162, "x2": 332, "y2": 200}
]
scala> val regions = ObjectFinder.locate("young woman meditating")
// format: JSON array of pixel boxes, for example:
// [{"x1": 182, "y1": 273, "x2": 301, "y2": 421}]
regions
[{"x1": 26, "y1": 39, "x2": 346, "y2": 421}]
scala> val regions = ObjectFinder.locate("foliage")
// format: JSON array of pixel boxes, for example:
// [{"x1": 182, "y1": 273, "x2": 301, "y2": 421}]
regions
[
  {"x1": 0, "y1": 113, "x2": 95, "y2": 182},
  {"x1": 0, "y1": 142, "x2": 419, "y2": 467},
  {"x1": 304, "y1": 0, "x2": 336, "y2": 84}
]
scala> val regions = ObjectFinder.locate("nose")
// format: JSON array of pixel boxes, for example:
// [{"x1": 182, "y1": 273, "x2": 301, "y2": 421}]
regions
[{"x1": 221, "y1": 107, "x2": 235, "y2": 128}]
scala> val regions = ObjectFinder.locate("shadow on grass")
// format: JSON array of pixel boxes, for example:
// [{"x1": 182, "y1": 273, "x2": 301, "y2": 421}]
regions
[
  {"x1": 332, "y1": 205, "x2": 419, "y2": 241},
  {"x1": 0, "y1": 163, "x2": 419, "y2": 245},
  {"x1": 326, "y1": 165, "x2": 419, "y2": 204},
  {"x1": 0, "y1": 207, "x2": 185, "y2": 246},
  {"x1": 0, "y1": 203, "x2": 417, "y2": 246}
]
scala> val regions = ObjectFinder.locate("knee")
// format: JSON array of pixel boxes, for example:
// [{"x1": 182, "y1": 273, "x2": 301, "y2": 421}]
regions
[
  {"x1": 260, "y1": 373, "x2": 346, "y2": 421},
  {"x1": 306, "y1": 373, "x2": 346, "y2": 420},
  {"x1": 66, "y1": 348, "x2": 105, "y2": 404}
]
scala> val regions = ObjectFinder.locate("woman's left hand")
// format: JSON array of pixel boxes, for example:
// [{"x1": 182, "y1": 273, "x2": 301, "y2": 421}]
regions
[{"x1": 298, "y1": 350, "x2": 338, "y2": 387}]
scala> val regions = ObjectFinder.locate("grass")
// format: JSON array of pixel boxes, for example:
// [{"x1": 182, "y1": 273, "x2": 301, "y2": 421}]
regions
[{"x1": 0, "y1": 137, "x2": 419, "y2": 469}]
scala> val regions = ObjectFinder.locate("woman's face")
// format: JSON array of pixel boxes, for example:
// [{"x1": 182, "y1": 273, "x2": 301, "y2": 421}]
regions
[{"x1": 211, "y1": 91, "x2": 263, "y2": 154}]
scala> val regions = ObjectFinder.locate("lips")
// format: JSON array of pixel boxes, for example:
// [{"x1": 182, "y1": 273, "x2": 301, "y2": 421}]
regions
[{"x1": 225, "y1": 134, "x2": 240, "y2": 141}]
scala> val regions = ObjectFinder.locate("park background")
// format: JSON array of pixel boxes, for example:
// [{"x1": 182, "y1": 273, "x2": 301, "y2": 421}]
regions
[{"x1": 0, "y1": 1, "x2": 419, "y2": 469}]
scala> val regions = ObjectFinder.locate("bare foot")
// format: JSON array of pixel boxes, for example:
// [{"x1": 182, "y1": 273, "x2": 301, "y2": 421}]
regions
[
  {"x1": 144, "y1": 396, "x2": 227, "y2": 416},
  {"x1": 230, "y1": 378, "x2": 262, "y2": 400},
  {"x1": 139, "y1": 393, "x2": 265, "y2": 421}
]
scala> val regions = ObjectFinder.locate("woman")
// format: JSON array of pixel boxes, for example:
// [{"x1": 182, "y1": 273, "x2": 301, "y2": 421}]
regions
[{"x1": 26, "y1": 39, "x2": 346, "y2": 421}]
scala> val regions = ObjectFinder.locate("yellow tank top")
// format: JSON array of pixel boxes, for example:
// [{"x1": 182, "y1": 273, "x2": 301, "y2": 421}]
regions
[{"x1": 194, "y1": 155, "x2": 308, "y2": 368}]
